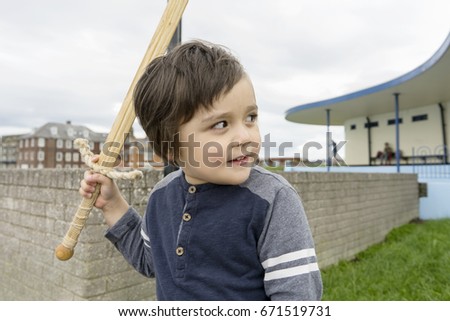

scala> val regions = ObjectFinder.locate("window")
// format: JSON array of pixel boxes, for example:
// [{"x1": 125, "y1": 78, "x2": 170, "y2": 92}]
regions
[
  {"x1": 73, "y1": 153, "x2": 79, "y2": 162},
  {"x1": 65, "y1": 152, "x2": 72, "y2": 162},
  {"x1": 38, "y1": 151, "x2": 45, "y2": 161},
  {"x1": 387, "y1": 118, "x2": 403, "y2": 125},
  {"x1": 364, "y1": 121, "x2": 379, "y2": 128},
  {"x1": 65, "y1": 140, "x2": 72, "y2": 149},
  {"x1": 56, "y1": 152, "x2": 63, "y2": 162},
  {"x1": 50, "y1": 127, "x2": 58, "y2": 135},
  {"x1": 412, "y1": 114, "x2": 428, "y2": 122},
  {"x1": 38, "y1": 138, "x2": 45, "y2": 147},
  {"x1": 56, "y1": 139, "x2": 63, "y2": 148},
  {"x1": 350, "y1": 124, "x2": 356, "y2": 130}
]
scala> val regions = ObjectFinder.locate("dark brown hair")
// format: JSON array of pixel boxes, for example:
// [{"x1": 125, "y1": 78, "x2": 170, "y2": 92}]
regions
[{"x1": 133, "y1": 40, "x2": 244, "y2": 163}]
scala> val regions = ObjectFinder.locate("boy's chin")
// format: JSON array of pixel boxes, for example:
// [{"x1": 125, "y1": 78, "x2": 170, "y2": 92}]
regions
[
  {"x1": 184, "y1": 166, "x2": 252, "y2": 186},
  {"x1": 213, "y1": 167, "x2": 252, "y2": 185}
]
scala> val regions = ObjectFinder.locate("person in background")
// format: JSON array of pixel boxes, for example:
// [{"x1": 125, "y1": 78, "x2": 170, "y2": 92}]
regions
[{"x1": 383, "y1": 142, "x2": 394, "y2": 165}]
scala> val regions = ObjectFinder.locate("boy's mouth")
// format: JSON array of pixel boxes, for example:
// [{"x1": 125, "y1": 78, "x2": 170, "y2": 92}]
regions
[{"x1": 228, "y1": 155, "x2": 249, "y2": 166}]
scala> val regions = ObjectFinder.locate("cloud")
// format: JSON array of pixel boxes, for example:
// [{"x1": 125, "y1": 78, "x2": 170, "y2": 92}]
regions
[{"x1": 1, "y1": 0, "x2": 449, "y2": 162}]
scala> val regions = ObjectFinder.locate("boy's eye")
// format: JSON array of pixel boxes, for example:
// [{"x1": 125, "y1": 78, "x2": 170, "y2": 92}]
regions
[
  {"x1": 212, "y1": 121, "x2": 228, "y2": 129},
  {"x1": 246, "y1": 114, "x2": 258, "y2": 123}
]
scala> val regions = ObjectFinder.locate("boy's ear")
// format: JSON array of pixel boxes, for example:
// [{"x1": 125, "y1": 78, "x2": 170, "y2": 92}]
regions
[
  {"x1": 154, "y1": 151, "x2": 174, "y2": 163},
  {"x1": 167, "y1": 151, "x2": 175, "y2": 162},
  {"x1": 153, "y1": 154, "x2": 163, "y2": 163}
]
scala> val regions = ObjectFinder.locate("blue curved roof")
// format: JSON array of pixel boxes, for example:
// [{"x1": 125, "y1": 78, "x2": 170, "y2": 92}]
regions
[{"x1": 285, "y1": 32, "x2": 450, "y2": 125}]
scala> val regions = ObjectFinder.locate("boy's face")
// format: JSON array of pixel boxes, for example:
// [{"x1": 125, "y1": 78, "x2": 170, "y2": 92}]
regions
[{"x1": 177, "y1": 75, "x2": 261, "y2": 185}]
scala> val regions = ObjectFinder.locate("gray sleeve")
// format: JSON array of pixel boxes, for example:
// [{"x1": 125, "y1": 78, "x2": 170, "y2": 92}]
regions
[
  {"x1": 258, "y1": 186, "x2": 323, "y2": 300},
  {"x1": 105, "y1": 207, "x2": 155, "y2": 278}
]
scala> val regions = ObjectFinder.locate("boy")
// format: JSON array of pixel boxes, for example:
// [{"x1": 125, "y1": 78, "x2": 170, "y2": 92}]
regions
[{"x1": 80, "y1": 40, "x2": 322, "y2": 300}]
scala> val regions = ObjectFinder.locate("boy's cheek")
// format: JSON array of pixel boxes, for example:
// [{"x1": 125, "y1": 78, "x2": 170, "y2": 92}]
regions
[
  {"x1": 242, "y1": 141, "x2": 261, "y2": 155},
  {"x1": 203, "y1": 153, "x2": 224, "y2": 168}
]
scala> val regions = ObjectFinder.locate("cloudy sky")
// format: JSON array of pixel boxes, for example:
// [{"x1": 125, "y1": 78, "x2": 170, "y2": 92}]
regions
[{"x1": 1, "y1": 0, "x2": 449, "y2": 159}]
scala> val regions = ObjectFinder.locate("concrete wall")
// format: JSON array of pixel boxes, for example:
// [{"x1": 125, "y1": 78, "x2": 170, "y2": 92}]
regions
[
  {"x1": 0, "y1": 169, "x2": 419, "y2": 300},
  {"x1": 0, "y1": 169, "x2": 161, "y2": 301}
]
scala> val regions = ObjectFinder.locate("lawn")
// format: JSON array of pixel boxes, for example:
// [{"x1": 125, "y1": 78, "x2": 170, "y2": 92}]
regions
[{"x1": 321, "y1": 218, "x2": 450, "y2": 300}]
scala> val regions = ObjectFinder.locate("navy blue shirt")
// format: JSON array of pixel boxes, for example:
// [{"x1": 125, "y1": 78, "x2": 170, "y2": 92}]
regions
[{"x1": 106, "y1": 166, "x2": 322, "y2": 300}]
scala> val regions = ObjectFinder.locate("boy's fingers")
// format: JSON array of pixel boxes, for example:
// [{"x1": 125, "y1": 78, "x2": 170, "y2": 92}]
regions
[
  {"x1": 79, "y1": 187, "x2": 92, "y2": 199},
  {"x1": 83, "y1": 171, "x2": 98, "y2": 187},
  {"x1": 80, "y1": 180, "x2": 95, "y2": 193},
  {"x1": 83, "y1": 172, "x2": 113, "y2": 187},
  {"x1": 91, "y1": 173, "x2": 112, "y2": 185},
  {"x1": 84, "y1": 170, "x2": 94, "y2": 180},
  {"x1": 82, "y1": 168, "x2": 113, "y2": 193}
]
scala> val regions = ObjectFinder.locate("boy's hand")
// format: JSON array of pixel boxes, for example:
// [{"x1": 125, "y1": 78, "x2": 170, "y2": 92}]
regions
[{"x1": 79, "y1": 155, "x2": 129, "y2": 227}]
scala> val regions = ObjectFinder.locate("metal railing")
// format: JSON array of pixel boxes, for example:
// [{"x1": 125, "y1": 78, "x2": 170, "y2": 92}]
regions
[{"x1": 412, "y1": 164, "x2": 450, "y2": 179}]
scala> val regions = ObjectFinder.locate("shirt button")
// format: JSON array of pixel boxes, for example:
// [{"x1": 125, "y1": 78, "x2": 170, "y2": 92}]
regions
[
  {"x1": 188, "y1": 186, "x2": 196, "y2": 194},
  {"x1": 183, "y1": 213, "x2": 192, "y2": 222},
  {"x1": 176, "y1": 246, "x2": 184, "y2": 256}
]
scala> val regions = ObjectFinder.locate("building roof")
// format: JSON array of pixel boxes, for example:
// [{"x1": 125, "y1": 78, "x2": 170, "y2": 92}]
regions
[
  {"x1": 285, "y1": 32, "x2": 450, "y2": 126},
  {"x1": 23, "y1": 122, "x2": 107, "y2": 142}
]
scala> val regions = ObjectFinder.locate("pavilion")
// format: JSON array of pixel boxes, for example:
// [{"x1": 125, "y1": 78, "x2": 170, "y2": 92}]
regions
[{"x1": 285, "y1": 32, "x2": 450, "y2": 171}]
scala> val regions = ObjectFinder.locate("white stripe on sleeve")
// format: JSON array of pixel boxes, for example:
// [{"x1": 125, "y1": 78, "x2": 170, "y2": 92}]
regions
[
  {"x1": 261, "y1": 248, "x2": 316, "y2": 269},
  {"x1": 141, "y1": 228, "x2": 151, "y2": 248},
  {"x1": 264, "y1": 262, "x2": 319, "y2": 281}
]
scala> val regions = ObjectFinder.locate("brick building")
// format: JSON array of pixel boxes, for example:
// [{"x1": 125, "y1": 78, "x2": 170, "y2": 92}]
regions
[
  {"x1": 16, "y1": 121, "x2": 107, "y2": 169},
  {"x1": 1, "y1": 121, "x2": 162, "y2": 169}
]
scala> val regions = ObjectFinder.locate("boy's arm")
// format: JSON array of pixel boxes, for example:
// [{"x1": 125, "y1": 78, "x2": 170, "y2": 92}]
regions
[
  {"x1": 80, "y1": 169, "x2": 154, "y2": 277},
  {"x1": 258, "y1": 186, "x2": 323, "y2": 301},
  {"x1": 105, "y1": 207, "x2": 155, "y2": 278}
]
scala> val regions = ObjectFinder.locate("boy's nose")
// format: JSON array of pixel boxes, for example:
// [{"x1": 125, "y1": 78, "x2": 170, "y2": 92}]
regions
[{"x1": 234, "y1": 125, "x2": 252, "y2": 145}]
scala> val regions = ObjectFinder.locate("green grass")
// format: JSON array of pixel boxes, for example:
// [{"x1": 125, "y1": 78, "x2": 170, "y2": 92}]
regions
[{"x1": 321, "y1": 218, "x2": 450, "y2": 300}]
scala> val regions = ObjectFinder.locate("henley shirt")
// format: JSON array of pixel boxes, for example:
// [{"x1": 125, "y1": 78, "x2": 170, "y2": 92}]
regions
[{"x1": 106, "y1": 166, "x2": 322, "y2": 300}]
